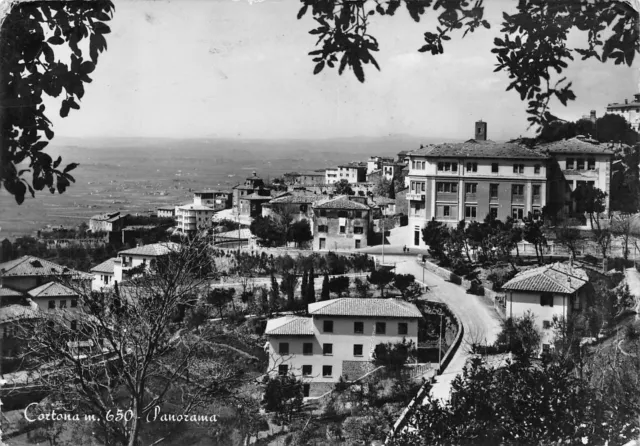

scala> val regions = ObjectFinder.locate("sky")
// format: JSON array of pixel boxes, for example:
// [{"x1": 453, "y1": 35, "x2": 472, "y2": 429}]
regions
[{"x1": 42, "y1": 0, "x2": 639, "y2": 141}]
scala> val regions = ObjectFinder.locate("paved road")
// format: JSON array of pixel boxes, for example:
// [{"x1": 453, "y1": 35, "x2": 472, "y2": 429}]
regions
[{"x1": 376, "y1": 254, "x2": 503, "y2": 402}]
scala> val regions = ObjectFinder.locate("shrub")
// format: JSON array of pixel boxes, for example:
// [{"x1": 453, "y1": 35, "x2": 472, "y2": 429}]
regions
[
  {"x1": 584, "y1": 254, "x2": 599, "y2": 265},
  {"x1": 227, "y1": 310, "x2": 246, "y2": 325}
]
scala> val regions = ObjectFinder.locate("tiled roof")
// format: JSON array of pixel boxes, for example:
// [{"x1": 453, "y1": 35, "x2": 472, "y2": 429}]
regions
[
  {"x1": 28, "y1": 282, "x2": 76, "y2": 298},
  {"x1": 0, "y1": 256, "x2": 84, "y2": 278},
  {"x1": 338, "y1": 162, "x2": 367, "y2": 169},
  {"x1": 371, "y1": 197, "x2": 396, "y2": 206},
  {"x1": 243, "y1": 193, "x2": 273, "y2": 200},
  {"x1": 118, "y1": 242, "x2": 180, "y2": 257},
  {"x1": 0, "y1": 303, "x2": 40, "y2": 324},
  {"x1": 177, "y1": 204, "x2": 215, "y2": 211},
  {"x1": 215, "y1": 228, "x2": 254, "y2": 240},
  {"x1": 540, "y1": 136, "x2": 615, "y2": 155},
  {"x1": 265, "y1": 316, "x2": 314, "y2": 336},
  {"x1": 502, "y1": 262, "x2": 589, "y2": 294},
  {"x1": 157, "y1": 206, "x2": 176, "y2": 211},
  {"x1": 90, "y1": 258, "x2": 118, "y2": 274},
  {"x1": 313, "y1": 196, "x2": 370, "y2": 210},
  {"x1": 194, "y1": 190, "x2": 231, "y2": 194},
  {"x1": 268, "y1": 193, "x2": 324, "y2": 205},
  {"x1": 0, "y1": 287, "x2": 24, "y2": 298},
  {"x1": 409, "y1": 140, "x2": 548, "y2": 160},
  {"x1": 89, "y1": 212, "x2": 122, "y2": 222},
  {"x1": 308, "y1": 298, "x2": 422, "y2": 318}
]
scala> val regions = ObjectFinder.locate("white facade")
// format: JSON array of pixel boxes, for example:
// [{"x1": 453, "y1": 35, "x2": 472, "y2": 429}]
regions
[
  {"x1": 266, "y1": 316, "x2": 418, "y2": 382},
  {"x1": 325, "y1": 167, "x2": 339, "y2": 184},
  {"x1": 606, "y1": 95, "x2": 640, "y2": 131},
  {"x1": 175, "y1": 204, "x2": 215, "y2": 233}
]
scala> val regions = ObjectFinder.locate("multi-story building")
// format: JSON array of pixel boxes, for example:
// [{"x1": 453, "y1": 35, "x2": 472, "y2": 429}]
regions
[
  {"x1": 286, "y1": 171, "x2": 326, "y2": 186},
  {"x1": 175, "y1": 204, "x2": 215, "y2": 234},
  {"x1": 312, "y1": 196, "x2": 372, "y2": 250},
  {"x1": 502, "y1": 262, "x2": 591, "y2": 352},
  {"x1": 335, "y1": 162, "x2": 367, "y2": 184},
  {"x1": 325, "y1": 166, "x2": 340, "y2": 184},
  {"x1": 156, "y1": 207, "x2": 176, "y2": 218},
  {"x1": 193, "y1": 190, "x2": 232, "y2": 211},
  {"x1": 0, "y1": 256, "x2": 88, "y2": 371},
  {"x1": 89, "y1": 211, "x2": 127, "y2": 233},
  {"x1": 262, "y1": 191, "x2": 324, "y2": 234},
  {"x1": 265, "y1": 298, "x2": 422, "y2": 396},
  {"x1": 541, "y1": 136, "x2": 613, "y2": 218},
  {"x1": 406, "y1": 138, "x2": 548, "y2": 247},
  {"x1": 232, "y1": 172, "x2": 272, "y2": 217},
  {"x1": 606, "y1": 93, "x2": 640, "y2": 131},
  {"x1": 113, "y1": 242, "x2": 180, "y2": 282}
]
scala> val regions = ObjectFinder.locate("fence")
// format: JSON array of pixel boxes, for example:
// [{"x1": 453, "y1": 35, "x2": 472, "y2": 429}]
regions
[{"x1": 512, "y1": 240, "x2": 640, "y2": 261}]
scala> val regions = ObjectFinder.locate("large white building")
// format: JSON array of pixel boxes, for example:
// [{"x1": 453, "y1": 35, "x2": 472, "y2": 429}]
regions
[
  {"x1": 175, "y1": 204, "x2": 215, "y2": 234},
  {"x1": 265, "y1": 298, "x2": 422, "y2": 397},
  {"x1": 405, "y1": 138, "x2": 548, "y2": 247}
]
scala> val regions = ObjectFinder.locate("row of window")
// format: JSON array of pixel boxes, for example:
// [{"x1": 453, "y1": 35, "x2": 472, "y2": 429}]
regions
[
  {"x1": 438, "y1": 205, "x2": 540, "y2": 220},
  {"x1": 566, "y1": 158, "x2": 596, "y2": 171},
  {"x1": 317, "y1": 210, "x2": 366, "y2": 218},
  {"x1": 278, "y1": 364, "x2": 335, "y2": 378},
  {"x1": 431, "y1": 162, "x2": 542, "y2": 174},
  {"x1": 433, "y1": 183, "x2": 541, "y2": 199},
  {"x1": 48, "y1": 299, "x2": 78, "y2": 309},
  {"x1": 317, "y1": 225, "x2": 364, "y2": 234},
  {"x1": 323, "y1": 320, "x2": 407, "y2": 335},
  {"x1": 279, "y1": 342, "x2": 368, "y2": 358}
]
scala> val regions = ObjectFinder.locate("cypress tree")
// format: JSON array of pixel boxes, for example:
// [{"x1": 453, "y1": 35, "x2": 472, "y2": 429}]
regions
[
  {"x1": 301, "y1": 268, "x2": 308, "y2": 303},
  {"x1": 306, "y1": 266, "x2": 316, "y2": 305},
  {"x1": 388, "y1": 179, "x2": 396, "y2": 199},
  {"x1": 321, "y1": 271, "x2": 330, "y2": 301}
]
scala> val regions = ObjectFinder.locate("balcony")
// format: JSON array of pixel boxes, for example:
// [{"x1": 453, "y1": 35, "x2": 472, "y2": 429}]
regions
[{"x1": 407, "y1": 192, "x2": 425, "y2": 201}]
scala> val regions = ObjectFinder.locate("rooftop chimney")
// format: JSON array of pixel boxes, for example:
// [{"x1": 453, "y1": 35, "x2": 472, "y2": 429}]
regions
[
  {"x1": 625, "y1": 99, "x2": 629, "y2": 104},
  {"x1": 475, "y1": 120, "x2": 487, "y2": 141},
  {"x1": 590, "y1": 110, "x2": 596, "y2": 123}
]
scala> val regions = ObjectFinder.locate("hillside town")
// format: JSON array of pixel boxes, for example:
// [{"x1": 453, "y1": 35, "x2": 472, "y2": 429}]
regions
[
  {"x1": 2, "y1": 109, "x2": 640, "y2": 445},
  {"x1": 2, "y1": 0, "x2": 640, "y2": 443}
]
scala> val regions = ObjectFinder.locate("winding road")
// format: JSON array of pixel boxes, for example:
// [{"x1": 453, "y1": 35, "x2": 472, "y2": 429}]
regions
[{"x1": 372, "y1": 253, "x2": 503, "y2": 402}]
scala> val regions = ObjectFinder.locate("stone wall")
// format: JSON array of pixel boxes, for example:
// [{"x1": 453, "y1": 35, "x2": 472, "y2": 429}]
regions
[{"x1": 341, "y1": 360, "x2": 377, "y2": 381}]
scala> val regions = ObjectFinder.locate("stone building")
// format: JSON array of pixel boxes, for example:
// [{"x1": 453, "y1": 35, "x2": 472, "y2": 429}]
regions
[{"x1": 312, "y1": 196, "x2": 372, "y2": 250}]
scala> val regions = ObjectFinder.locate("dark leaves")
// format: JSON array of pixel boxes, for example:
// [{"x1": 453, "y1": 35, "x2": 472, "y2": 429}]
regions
[
  {"x1": 2, "y1": 1, "x2": 114, "y2": 204},
  {"x1": 63, "y1": 163, "x2": 79, "y2": 174}
]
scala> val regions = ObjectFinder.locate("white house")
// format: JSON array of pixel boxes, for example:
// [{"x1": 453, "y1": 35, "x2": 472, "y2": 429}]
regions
[
  {"x1": 502, "y1": 262, "x2": 592, "y2": 353},
  {"x1": 90, "y1": 257, "x2": 118, "y2": 291},
  {"x1": 113, "y1": 243, "x2": 180, "y2": 282},
  {"x1": 265, "y1": 298, "x2": 422, "y2": 397},
  {"x1": 175, "y1": 204, "x2": 215, "y2": 234}
]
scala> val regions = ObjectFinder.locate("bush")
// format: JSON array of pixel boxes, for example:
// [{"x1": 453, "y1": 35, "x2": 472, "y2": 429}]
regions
[
  {"x1": 246, "y1": 317, "x2": 267, "y2": 335},
  {"x1": 584, "y1": 254, "x2": 599, "y2": 265},
  {"x1": 608, "y1": 257, "x2": 635, "y2": 272},
  {"x1": 487, "y1": 268, "x2": 518, "y2": 292},
  {"x1": 227, "y1": 310, "x2": 246, "y2": 325}
]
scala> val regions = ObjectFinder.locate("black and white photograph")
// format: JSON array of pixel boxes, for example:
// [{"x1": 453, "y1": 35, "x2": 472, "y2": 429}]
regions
[{"x1": 1, "y1": 0, "x2": 640, "y2": 444}]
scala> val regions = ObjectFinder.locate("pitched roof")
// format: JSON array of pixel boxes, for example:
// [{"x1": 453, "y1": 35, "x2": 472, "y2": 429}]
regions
[
  {"x1": 540, "y1": 136, "x2": 614, "y2": 155},
  {"x1": 265, "y1": 316, "x2": 314, "y2": 336},
  {"x1": 502, "y1": 262, "x2": 589, "y2": 294},
  {"x1": 177, "y1": 204, "x2": 215, "y2": 211},
  {"x1": 409, "y1": 140, "x2": 548, "y2": 160},
  {"x1": 157, "y1": 206, "x2": 176, "y2": 211},
  {"x1": 215, "y1": 228, "x2": 254, "y2": 240},
  {"x1": 0, "y1": 303, "x2": 40, "y2": 324},
  {"x1": 89, "y1": 212, "x2": 122, "y2": 222},
  {"x1": 243, "y1": 193, "x2": 273, "y2": 200},
  {"x1": 268, "y1": 193, "x2": 324, "y2": 205},
  {"x1": 90, "y1": 258, "x2": 118, "y2": 274},
  {"x1": 308, "y1": 298, "x2": 422, "y2": 318},
  {"x1": 28, "y1": 282, "x2": 76, "y2": 298},
  {"x1": 371, "y1": 196, "x2": 396, "y2": 206},
  {"x1": 194, "y1": 189, "x2": 231, "y2": 194},
  {"x1": 118, "y1": 242, "x2": 180, "y2": 257},
  {"x1": 313, "y1": 196, "x2": 370, "y2": 210},
  {"x1": 0, "y1": 287, "x2": 24, "y2": 298},
  {"x1": 0, "y1": 256, "x2": 84, "y2": 278}
]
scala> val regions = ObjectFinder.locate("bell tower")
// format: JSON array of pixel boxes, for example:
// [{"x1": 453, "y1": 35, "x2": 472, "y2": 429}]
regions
[{"x1": 475, "y1": 120, "x2": 487, "y2": 141}]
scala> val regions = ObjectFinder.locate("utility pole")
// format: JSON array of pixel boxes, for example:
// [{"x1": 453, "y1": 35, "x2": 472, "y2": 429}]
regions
[
  {"x1": 381, "y1": 217, "x2": 385, "y2": 265},
  {"x1": 438, "y1": 313, "x2": 443, "y2": 369}
]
